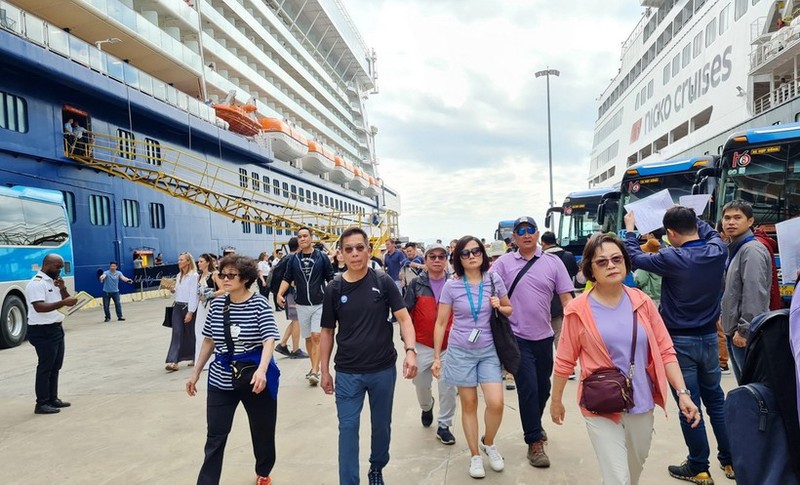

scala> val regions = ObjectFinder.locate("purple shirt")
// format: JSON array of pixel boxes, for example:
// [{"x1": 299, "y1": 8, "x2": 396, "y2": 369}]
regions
[
  {"x1": 490, "y1": 248, "x2": 573, "y2": 341},
  {"x1": 440, "y1": 273, "x2": 508, "y2": 349},
  {"x1": 589, "y1": 293, "x2": 655, "y2": 414},
  {"x1": 790, "y1": 286, "x2": 800, "y2": 422},
  {"x1": 429, "y1": 275, "x2": 446, "y2": 303}
]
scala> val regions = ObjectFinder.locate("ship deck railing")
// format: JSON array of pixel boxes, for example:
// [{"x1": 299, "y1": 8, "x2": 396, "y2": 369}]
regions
[{"x1": 753, "y1": 77, "x2": 799, "y2": 116}]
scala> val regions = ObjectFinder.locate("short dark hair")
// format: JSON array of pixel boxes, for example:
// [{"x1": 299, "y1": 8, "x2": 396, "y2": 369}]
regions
[
  {"x1": 722, "y1": 199, "x2": 754, "y2": 219},
  {"x1": 340, "y1": 226, "x2": 369, "y2": 246},
  {"x1": 287, "y1": 237, "x2": 299, "y2": 252},
  {"x1": 297, "y1": 226, "x2": 312, "y2": 236},
  {"x1": 452, "y1": 236, "x2": 490, "y2": 277},
  {"x1": 218, "y1": 254, "x2": 258, "y2": 287},
  {"x1": 662, "y1": 206, "x2": 698, "y2": 236},
  {"x1": 580, "y1": 233, "x2": 632, "y2": 283},
  {"x1": 110, "y1": 261, "x2": 118, "y2": 266},
  {"x1": 405, "y1": 242, "x2": 417, "y2": 249},
  {"x1": 541, "y1": 231, "x2": 557, "y2": 245}
]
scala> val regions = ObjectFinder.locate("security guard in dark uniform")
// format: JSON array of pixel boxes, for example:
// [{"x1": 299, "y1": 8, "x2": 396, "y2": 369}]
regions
[{"x1": 26, "y1": 254, "x2": 77, "y2": 414}]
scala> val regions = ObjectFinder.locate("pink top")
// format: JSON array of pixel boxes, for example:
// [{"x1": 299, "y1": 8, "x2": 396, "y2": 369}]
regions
[{"x1": 554, "y1": 286, "x2": 678, "y2": 423}]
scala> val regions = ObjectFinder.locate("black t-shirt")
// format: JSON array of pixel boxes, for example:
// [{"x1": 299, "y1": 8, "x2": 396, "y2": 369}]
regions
[{"x1": 321, "y1": 269, "x2": 406, "y2": 373}]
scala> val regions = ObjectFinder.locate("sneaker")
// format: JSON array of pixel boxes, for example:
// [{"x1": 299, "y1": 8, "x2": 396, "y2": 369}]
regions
[
  {"x1": 468, "y1": 455, "x2": 485, "y2": 479},
  {"x1": 103, "y1": 318, "x2": 110, "y2": 322},
  {"x1": 720, "y1": 366, "x2": 731, "y2": 375},
  {"x1": 118, "y1": 317, "x2": 125, "y2": 321},
  {"x1": 256, "y1": 476, "x2": 272, "y2": 485},
  {"x1": 367, "y1": 467, "x2": 384, "y2": 485},
  {"x1": 668, "y1": 461, "x2": 714, "y2": 484},
  {"x1": 527, "y1": 440, "x2": 550, "y2": 468},
  {"x1": 307, "y1": 372, "x2": 320, "y2": 386},
  {"x1": 275, "y1": 343, "x2": 290, "y2": 357},
  {"x1": 290, "y1": 348, "x2": 309, "y2": 359},
  {"x1": 720, "y1": 464, "x2": 734, "y2": 479},
  {"x1": 436, "y1": 426, "x2": 456, "y2": 445},
  {"x1": 505, "y1": 378, "x2": 516, "y2": 390},
  {"x1": 421, "y1": 398, "x2": 434, "y2": 427},
  {"x1": 479, "y1": 436, "x2": 504, "y2": 472}
]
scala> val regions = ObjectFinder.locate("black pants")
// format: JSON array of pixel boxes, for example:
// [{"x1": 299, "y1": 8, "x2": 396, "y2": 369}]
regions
[
  {"x1": 27, "y1": 323, "x2": 65, "y2": 406},
  {"x1": 197, "y1": 387, "x2": 278, "y2": 484}
]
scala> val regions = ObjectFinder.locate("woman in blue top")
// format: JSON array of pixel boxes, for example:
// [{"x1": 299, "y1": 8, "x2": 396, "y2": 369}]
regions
[
  {"x1": 186, "y1": 255, "x2": 280, "y2": 485},
  {"x1": 432, "y1": 236, "x2": 512, "y2": 479}
]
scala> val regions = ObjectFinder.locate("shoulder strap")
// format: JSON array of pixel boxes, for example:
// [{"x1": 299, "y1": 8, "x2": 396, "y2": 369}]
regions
[
  {"x1": 221, "y1": 295, "x2": 235, "y2": 355},
  {"x1": 508, "y1": 256, "x2": 539, "y2": 298},
  {"x1": 488, "y1": 272, "x2": 497, "y2": 297},
  {"x1": 629, "y1": 310, "x2": 638, "y2": 377}
]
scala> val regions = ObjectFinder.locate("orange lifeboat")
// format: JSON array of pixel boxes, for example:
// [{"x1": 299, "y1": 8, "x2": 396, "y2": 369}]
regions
[
  {"x1": 349, "y1": 167, "x2": 369, "y2": 191},
  {"x1": 363, "y1": 176, "x2": 380, "y2": 196},
  {"x1": 300, "y1": 140, "x2": 335, "y2": 174},
  {"x1": 259, "y1": 118, "x2": 309, "y2": 161},
  {"x1": 329, "y1": 156, "x2": 355, "y2": 185},
  {"x1": 214, "y1": 103, "x2": 261, "y2": 136}
]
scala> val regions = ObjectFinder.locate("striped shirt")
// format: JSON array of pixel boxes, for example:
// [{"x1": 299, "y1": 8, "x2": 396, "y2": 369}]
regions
[{"x1": 202, "y1": 293, "x2": 279, "y2": 390}]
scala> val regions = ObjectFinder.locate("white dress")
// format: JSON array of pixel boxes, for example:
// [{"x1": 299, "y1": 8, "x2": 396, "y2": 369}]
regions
[{"x1": 195, "y1": 273, "x2": 214, "y2": 370}]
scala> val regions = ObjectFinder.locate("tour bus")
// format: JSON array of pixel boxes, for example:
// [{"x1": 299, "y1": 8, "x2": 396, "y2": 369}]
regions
[
  {"x1": 714, "y1": 122, "x2": 800, "y2": 301},
  {"x1": 0, "y1": 186, "x2": 74, "y2": 348},
  {"x1": 494, "y1": 220, "x2": 515, "y2": 242},
  {"x1": 545, "y1": 186, "x2": 620, "y2": 262}
]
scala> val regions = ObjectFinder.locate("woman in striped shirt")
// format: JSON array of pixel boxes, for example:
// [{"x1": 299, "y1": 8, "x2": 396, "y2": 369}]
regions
[{"x1": 186, "y1": 254, "x2": 280, "y2": 485}]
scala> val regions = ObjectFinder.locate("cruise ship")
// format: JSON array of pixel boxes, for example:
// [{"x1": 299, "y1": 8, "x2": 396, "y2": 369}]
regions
[
  {"x1": 0, "y1": 0, "x2": 400, "y2": 297},
  {"x1": 589, "y1": 0, "x2": 800, "y2": 186}
]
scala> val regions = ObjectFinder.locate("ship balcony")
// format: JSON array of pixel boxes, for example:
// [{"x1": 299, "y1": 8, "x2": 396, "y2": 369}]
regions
[
  {"x1": 753, "y1": 77, "x2": 799, "y2": 116},
  {"x1": 750, "y1": 22, "x2": 800, "y2": 75}
]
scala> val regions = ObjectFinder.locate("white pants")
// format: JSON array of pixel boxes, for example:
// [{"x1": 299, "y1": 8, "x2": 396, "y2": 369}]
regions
[
  {"x1": 413, "y1": 344, "x2": 457, "y2": 428},
  {"x1": 585, "y1": 411, "x2": 654, "y2": 485}
]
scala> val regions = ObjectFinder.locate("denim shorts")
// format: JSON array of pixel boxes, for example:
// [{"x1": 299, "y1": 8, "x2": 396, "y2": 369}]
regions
[{"x1": 443, "y1": 344, "x2": 502, "y2": 387}]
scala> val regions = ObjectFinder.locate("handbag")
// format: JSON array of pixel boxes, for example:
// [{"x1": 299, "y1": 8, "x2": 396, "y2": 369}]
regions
[
  {"x1": 580, "y1": 311, "x2": 638, "y2": 414},
  {"x1": 488, "y1": 273, "x2": 521, "y2": 375},
  {"x1": 162, "y1": 304, "x2": 174, "y2": 328},
  {"x1": 221, "y1": 296, "x2": 259, "y2": 391}
]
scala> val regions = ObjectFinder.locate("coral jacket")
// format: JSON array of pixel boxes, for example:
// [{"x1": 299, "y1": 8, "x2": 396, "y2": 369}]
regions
[{"x1": 554, "y1": 286, "x2": 678, "y2": 423}]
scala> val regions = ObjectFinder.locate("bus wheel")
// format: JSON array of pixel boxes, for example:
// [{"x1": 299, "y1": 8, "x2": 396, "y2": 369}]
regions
[{"x1": 0, "y1": 295, "x2": 27, "y2": 348}]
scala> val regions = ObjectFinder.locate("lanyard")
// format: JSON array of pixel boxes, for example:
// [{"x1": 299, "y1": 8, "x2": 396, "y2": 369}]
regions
[{"x1": 464, "y1": 277, "x2": 484, "y2": 326}]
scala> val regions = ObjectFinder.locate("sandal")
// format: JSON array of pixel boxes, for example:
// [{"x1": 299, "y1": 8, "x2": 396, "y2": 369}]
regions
[{"x1": 165, "y1": 363, "x2": 178, "y2": 372}]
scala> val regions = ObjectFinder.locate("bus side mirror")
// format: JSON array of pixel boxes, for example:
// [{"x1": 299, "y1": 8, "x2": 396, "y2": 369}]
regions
[
  {"x1": 545, "y1": 209, "x2": 553, "y2": 229},
  {"x1": 597, "y1": 202, "x2": 607, "y2": 226}
]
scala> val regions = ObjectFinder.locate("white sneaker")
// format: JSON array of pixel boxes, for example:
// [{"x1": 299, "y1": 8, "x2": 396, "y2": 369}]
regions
[
  {"x1": 479, "y1": 437, "x2": 504, "y2": 472},
  {"x1": 469, "y1": 455, "x2": 485, "y2": 479}
]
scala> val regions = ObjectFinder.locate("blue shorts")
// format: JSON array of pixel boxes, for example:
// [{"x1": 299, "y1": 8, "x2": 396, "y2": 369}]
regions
[{"x1": 443, "y1": 344, "x2": 502, "y2": 387}]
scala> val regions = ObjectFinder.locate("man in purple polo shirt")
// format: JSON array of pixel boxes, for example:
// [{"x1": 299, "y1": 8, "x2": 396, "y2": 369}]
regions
[{"x1": 490, "y1": 216, "x2": 573, "y2": 469}]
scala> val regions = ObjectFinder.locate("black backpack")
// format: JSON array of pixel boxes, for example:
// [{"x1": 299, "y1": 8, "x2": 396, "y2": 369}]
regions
[{"x1": 268, "y1": 255, "x2": 289, "y2": 294}]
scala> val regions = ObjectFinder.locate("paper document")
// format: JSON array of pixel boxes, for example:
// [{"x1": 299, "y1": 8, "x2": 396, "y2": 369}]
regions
[
  {"x1": 624, "y1": 189, "x2": 674, "y2": 235},
  {"x1": 776, "y1": 217, "x2": 800, "y2": 285},
  {"x1": 58, "y1": 291, "x2": 94, "y2": 316},
  {"x1": 678, "y1": 193, "x2": 712, "y2": 216}
]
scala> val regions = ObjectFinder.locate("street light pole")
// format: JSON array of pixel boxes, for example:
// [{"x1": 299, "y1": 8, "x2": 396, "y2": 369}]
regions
[{"x1": 535, "y1": 68, "x2": 560, "y2": 208}]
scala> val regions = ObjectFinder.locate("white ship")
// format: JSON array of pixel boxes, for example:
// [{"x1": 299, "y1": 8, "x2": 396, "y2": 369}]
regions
[{"x1": 589, "y1": 0, "x2": 800, "y2": 186}]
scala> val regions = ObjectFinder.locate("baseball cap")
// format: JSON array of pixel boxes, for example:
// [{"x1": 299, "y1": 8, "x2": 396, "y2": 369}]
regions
[
  {"x1": 513, "y1": 216, "x2": 537, "y2": 231},
  {"x1": 487, "y1": 240, "x2": 506, "y2": 257},
  {"x1": 424, "y1": 243, "x2": 446, "y2": 257}
]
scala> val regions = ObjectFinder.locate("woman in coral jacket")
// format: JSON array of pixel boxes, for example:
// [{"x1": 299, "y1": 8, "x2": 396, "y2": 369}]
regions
[{"x1": 549, "y1": 233, "x2": 700, "y2": 484}]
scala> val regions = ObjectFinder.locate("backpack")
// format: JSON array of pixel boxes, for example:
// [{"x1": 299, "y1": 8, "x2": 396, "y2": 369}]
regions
[
  {"x1": 268, "y1": 255, "x2": 289, "y2": 294},
  {"x1": 331, "y1": 269, "x2": 391, "y2": 311},
  {"x1": 738, "y1": 309, "x2": 800, "y2": 480},
  {"x1": 752, "y1": 228, "x2": 783, "y2": 310}
]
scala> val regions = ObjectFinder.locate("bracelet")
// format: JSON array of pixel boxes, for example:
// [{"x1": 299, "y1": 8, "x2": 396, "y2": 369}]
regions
[
  {"x1": 677, "y1": 388, "x2": 691, "y2": 396},
  {"x1": 405, "y1": 347, "x2": 416, "y2": 354}
]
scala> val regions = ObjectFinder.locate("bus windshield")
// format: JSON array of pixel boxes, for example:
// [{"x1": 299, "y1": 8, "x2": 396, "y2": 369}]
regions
[
  {"x1": 559, "y1": 202, "x2": 600, "y2": 250},
  {"x1": 622, "y1": 172, "x2": 698, "y2": 206}
]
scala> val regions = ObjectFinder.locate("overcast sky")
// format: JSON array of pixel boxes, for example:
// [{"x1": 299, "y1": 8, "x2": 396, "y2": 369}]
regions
[{"x1": 344, "y1": 0, "x2": 643, "y2": 243}]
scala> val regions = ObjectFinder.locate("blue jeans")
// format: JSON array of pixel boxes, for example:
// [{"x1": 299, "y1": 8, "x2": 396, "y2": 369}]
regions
[
  {"x1": 725, "y1": 335, "x2": 747, "y2": 384},
  {"x1": 102, "y1": 291, "x2": 122, "y2": 319},
  {"x1": 335, "y1": 366, "x2": 396, "y2": 485},
  {"x1": 515, "y1": 335, "x2": 554, "y2": 444},
  {"x1": 670, "y1": 334, "x2": 732, "y2": 473}
]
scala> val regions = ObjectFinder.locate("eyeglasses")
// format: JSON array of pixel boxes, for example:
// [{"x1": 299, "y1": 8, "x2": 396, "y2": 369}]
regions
[
  {"x1": 592, "y1": 255, "x2": 625, "y2": 268},
  {"x1": 515, "y1": 226, "x2": 536, "y2": 236},
  {"x1": 459, "y1": 247, "x2": 482, "y2": 259},
  {"x1": 427, "y1": 254, "x2": 447, "y2": 261},
  {"x1": 343, "y1": 244, "x2": 367, "y2": 254},
  {"x1": 218, "y1": 273, "x2": 240, "y2": 280}
]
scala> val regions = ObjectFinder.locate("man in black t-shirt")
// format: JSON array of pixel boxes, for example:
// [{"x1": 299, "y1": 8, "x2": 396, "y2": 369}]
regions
[{"x1": 320, "y1": 227, "x2": 418, "y2": 485}]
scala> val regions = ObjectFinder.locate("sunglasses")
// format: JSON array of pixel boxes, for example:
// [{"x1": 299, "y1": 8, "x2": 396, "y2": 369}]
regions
[
  {"x1": 343, "y1": 244, "x2": 368, "y2": 254},
  {"x1": 592, "y1": 255, "x2": 624, "y2": 268},
  {"x1": 426, "y1": 254, "x2": 447, "y2": 261},
  {"x1": 515, "y1": 226, "x2": 536, "y2": 236},
  {"x1": 218, "y1": 273, "x2": 240, "y2": 280},
  {"x1": 459, "y1": 247, "x2": 482, "y2": 259}
]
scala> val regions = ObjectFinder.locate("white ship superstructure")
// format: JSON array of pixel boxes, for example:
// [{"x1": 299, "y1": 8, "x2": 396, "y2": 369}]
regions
[{"x1": 589, "y1": 0, "x2": 800, "y2": 186}]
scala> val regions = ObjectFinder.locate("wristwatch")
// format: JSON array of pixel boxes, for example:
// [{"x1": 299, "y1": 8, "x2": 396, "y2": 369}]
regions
[
  {"x1": 677, "y1": 389, "x2": 691, "y2": 396},
  {"x1": 405, "y1": 347, "x2": 417, "y2": 354}
]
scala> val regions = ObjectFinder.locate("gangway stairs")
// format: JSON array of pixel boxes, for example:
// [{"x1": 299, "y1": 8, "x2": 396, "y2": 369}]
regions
[{"x1": 64, "y1": 133, "x2": 397, "y2": 247}]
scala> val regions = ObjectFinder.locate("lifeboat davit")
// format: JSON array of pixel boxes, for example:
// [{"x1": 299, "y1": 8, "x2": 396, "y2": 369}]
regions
[
  {"x1": 349, "y1": 167, "x2": 370, "y2": 191},
  {"x1": 214, "y1": 103, "x2": 261, "y2": 136},
  {"x1": 363, "y1": 176, "x2": 380, "y2": 196},
  {"x1": 300, "y1": 141, "x2": 335, "y2": 174},
  {"x1": 329, "y1": 156, "x2": 355, "y2": 185},
  {"x1": 259, "y1": 118, "x2": 309, "y2": 161}
]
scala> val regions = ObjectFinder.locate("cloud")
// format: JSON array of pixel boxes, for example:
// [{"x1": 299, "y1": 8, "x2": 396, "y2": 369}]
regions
[{"x1": 345, "y1": 0, "x2": 642, "y2": 240}]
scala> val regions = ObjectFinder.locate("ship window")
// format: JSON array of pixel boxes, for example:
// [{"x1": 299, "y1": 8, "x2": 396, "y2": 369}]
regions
[
  {"x1": 795, "y1": 112, "x2": 800, "y2": 122},
  {"x1": 663, "y1": 64, "x2": 671, "y2": 85},
  {"x1": 145, "y1": 138, "x2": 161, "y2": 166},
  {"x1": 648, "y1": 80, "x2": 654, "y2": 98},
  {"x1": 752, "y1": 0, "x2": 760, "y2": 5},
  {"x1": 266, "y1": 225, "x2": 273, "y2": 235},
  {"x1": 242, "y1": 215, "x2": 251, "y2": 234},
  {"x1": 0, "y1": 91, "x2": 28, "y2": 133},
  {"x1": 89, "y1": 195, "x2": 111, "y2": 226},
  {"x1": 313, "y1": 192, "x2": 318, "y2": 204},
  {"x1": 734, "y1": 0, "x2": 747, "y2": 20},
  {"x1": 324, "y1": 196, "x2": 330, "y2": 206},
  {"x1": 149, "y1": 203, "x2": 165, "y2": 229},
  {"x1": 262, "y1": 175, "x2": 270, "y2": 193},
  {"x1": 239, "y1": 168, "x2": 248, "y2": 189},
  {"x1": 273, "y1": 178, "x2": 280, "y2": 195},
  {"x1": 695, "y1": 0, "x2": 707, "y2": 11},
  {"x1": 672, "y1": 55, "x2": 680, "y2": 76},
  {"x1": 682, "y1": 44, "x2": 691, "y2": 67},
  {"x1": 291, "y1": 185, "x2": 297, "y2": 200},
  {"x1": 705, "y1": 18, "x2": 717, "y2": 47},
  {"x1": 255, "y1": 217, "x2": 263, "y2": 235},
  {"x1": 117, "y1": 129, "x2": 135, "y2": 160},
  {"x1": 252, "y1": 172, "x2": 260, "y2": 192},
  {"x1": 122, "y1": 199, "x2": 140, "y2": 227},
  {"x1": 282, "y1": 182, "x2": 289, "y2": 198},
  {"x1": 61, "y1": 191, "x2": 76, "y2": 223},
  {"x1": 693, "y1": 32, "x2": 703, "y2": 58},
  {"x1": 719, "y1": 5, "x2": 730, "y2": 34}
]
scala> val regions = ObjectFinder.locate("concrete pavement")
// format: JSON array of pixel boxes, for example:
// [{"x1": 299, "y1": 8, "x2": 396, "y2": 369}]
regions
[{"x1": 0, "y1": 296, "x2": 735, "y2": 484}]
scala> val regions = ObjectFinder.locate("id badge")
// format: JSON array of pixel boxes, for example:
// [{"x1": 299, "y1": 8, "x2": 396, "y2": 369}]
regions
[
  {"x1": 468, "y1": 328, "x2": 481, "y2": 343},
  {"x1": 230, "y1": 325, "x2": 241, "y2": 340}
]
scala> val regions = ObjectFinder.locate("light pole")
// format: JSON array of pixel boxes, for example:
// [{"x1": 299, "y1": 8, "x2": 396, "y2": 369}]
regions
[{"x1": 535, "y1": 68, "x2": 559, "y2": 208}]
